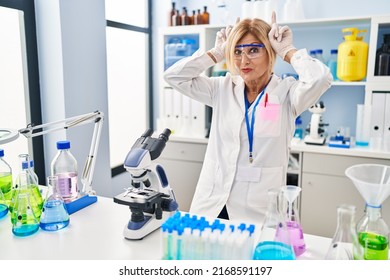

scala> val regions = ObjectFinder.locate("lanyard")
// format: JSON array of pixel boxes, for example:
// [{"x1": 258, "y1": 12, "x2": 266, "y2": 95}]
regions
[{"x1": 244, "y1": 77, "x2": 272, "y2": 163}]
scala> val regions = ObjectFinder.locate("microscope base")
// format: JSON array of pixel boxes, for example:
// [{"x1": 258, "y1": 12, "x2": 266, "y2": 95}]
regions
[
  {"x1": 123, "y1": 211, "x2": 173, "y2": 240},
  {"x1": 304, "y1": 135, "x2": 326, "y2": 145}
]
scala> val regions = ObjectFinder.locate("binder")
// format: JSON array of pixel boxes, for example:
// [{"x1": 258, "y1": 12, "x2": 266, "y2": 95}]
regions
[
  {"x1": 180, "y1": 95, "x2": 193, "y2": 136},
  {"x1": 191, "y1": 99, "x2": 206, "y2": 138},
  {"x1": 163, "y1": 87, "x2": 174, "y2": 130},
  {"x1": 384, "y1": 93, "x2": 390, "y2": 152},
  {"x1": 370, "y1": 93, "x2": 386, "y2": 150},
  {"x1": 172, "y1": 89, "x2": 182, "y2": 135}
]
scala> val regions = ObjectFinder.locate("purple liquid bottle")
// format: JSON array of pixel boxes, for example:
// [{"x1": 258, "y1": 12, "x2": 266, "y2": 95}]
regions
[{"x1": 51, "y1": 141, "x2": 79, "y2": 200}]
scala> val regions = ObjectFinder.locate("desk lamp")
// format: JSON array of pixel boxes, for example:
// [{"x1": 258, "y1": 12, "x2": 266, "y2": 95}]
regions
[{"x1": 0, "y1": 111, "x2": 104, "y2": 214}]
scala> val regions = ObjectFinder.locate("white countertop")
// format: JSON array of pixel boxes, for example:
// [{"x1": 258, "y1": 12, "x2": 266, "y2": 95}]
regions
[
  {"x1": 291, "y1": 139, "x2": 390, "y2": 159},
  {"x1": 0, "y1": 196, "x2": 331, "y2": 260}
]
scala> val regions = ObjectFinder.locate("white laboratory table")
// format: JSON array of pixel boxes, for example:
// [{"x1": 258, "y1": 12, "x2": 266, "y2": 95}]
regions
[{"x1": 0, "y1": 196, "x2": 331, "y2": 260}]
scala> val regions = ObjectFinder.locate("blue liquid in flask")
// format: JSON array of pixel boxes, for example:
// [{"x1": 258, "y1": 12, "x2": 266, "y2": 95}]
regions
[
  {"x1": 12, "y1": 223, "x2": 39, "y2": 237},
  {"x1": 39, "y1": 200, "x2": 70, "y2": 231},
  {"x1": 253, "y1": 241, "x2": 296, "y2": 260},
  {"x1": 0, "y1": 203, "x2": 8, "y2": 218}
]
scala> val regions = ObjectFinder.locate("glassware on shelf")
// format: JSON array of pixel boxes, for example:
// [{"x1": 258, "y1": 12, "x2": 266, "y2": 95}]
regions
[
  {"x1": 253, "y1": 188, "x2": 296, "y2": 260},
  {"x1": 202, "y1": 6, "x2": 209, "y2": 24},
  {"x1": 325, "y1": 204, "x2": 363, "y2": 260},
  {"x1": 279, "y1": 185, "x2": 306, "y2": 256},
  {"x1": 12, "y1": 192, "x2": 39, "y2": 237},
  {"x1": 345, "y1": 164, "x2": 390, "y2": 260},
  {"x1": 39, "y1": 176, "x2": 70, "y2": 231}
]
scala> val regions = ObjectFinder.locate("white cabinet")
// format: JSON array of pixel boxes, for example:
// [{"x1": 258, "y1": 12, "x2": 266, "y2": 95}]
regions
[
  {"x1": 155, "y1": 137, "x2": 207, "y2": 212},
  {"x1": 300, "y1": 152, "x2": 390, "y2": 238}
]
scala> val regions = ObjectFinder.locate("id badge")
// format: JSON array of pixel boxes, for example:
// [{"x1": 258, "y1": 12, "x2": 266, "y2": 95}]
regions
[{"x1": 236, "y1": 166, "x2": 261, "y2": 182}]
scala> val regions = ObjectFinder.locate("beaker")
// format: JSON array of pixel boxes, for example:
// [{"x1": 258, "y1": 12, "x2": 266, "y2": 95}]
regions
[
  {"x1": 253, "y1": 188, "x2": 295, "y2": 260},
  {"x1": 39, "y1": 176, "x2": 70, "y2": 231},
  {"x1": 278, "y1": 185, "x2": 306, "y2": 256},
  {"x1": 12, "y1": 192, "x2": 39, "y2": 237},
  {"x1": 0, "y1": 187, "x2": 8, "y2": 219},
  {"x1": 345, "y1": 164, "x2": 390, "y2": 260},
  {"x1": 325, "y1": 204, "x2": 363, "y2": 260}
]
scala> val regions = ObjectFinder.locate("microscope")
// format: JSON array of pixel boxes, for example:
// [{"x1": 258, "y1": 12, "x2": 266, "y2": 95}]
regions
[
  {"x1": 113, "y1": 128, "x2": 178, "y2": 240},
  {"x1": 304, "y1": 101, "x2": 329, "y2": 145}
]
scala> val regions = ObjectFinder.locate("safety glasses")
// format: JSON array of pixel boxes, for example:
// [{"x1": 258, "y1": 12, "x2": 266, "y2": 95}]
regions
[{"x1": 234, "y1": 43, "x2": 266, "y2": 60}]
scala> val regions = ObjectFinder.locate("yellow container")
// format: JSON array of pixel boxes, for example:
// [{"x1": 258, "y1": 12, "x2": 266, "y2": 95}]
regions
[{"x1": 337, "y1": 28, "x2": 368, "y2": 81}]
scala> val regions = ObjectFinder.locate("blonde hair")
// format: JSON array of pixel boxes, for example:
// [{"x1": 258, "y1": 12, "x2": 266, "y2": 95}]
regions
[{"x1": 225, "y1": 18, "x2": 276, "y2": 75}]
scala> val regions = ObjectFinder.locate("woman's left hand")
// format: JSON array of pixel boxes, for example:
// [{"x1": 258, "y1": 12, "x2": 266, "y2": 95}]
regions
[{"x1": 268, "y1": 12, "x2": 296, "y2": 61}]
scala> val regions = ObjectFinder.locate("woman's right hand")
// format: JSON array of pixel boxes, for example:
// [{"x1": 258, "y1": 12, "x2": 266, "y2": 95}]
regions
[{"x1": 208, "y1": 25, "x2": 232, "y2": 63}]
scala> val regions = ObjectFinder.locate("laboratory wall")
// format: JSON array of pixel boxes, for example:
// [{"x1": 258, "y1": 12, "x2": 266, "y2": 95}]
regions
[{"x1": 35, "y1": 0, "x2": 112, "y2": 197}]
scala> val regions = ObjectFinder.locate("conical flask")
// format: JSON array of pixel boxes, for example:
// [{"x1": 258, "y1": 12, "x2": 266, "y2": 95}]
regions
[
  {"x1": 345, "y1": 164, "x2": 390, "y2": 260},
  {"x1": 12, "y1": 192, "x2": 39, "y2": 237},
  {"x1": 253, "y1": 188, "x2": 296, "y2": 260},
  {"x1": 0, "y1": 187, "x2": 8, "y2": 219},
  {"x1": 279, "y1": 185, "x2": 306, "y2": 256},
  {"x1": 39, "y1": 176, "x2": 70, "y2": 231},
  {"x1": 10, "y1": 159, "x2": 43, "y2": 222},
  {"x1": 325, "y1": 204, "x2": 363, "y2": 260}
]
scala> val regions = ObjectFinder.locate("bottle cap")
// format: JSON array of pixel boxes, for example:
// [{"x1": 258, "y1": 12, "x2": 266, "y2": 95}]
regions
[
  {"x1": 0, "y1": 149, "x2": 4, "y2": 157},
  {"x1": 57, "y1": 140, "x2": 71, "y2": 150},
  {"x1": 331, "y1": 49, "x2": 338, "y2": 54},
  {"x1": 22, "y1": 161, "x2": 29, "y2": 170},
  {"x1": 295, "y1": 116, "x2": 302, "y2": 125}
]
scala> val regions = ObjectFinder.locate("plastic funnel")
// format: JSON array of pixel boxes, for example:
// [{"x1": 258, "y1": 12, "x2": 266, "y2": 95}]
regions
[
  {"x1": 282, "y1": 185, "x2": 301, "y2": 204},
  {"x1": 345, "y1": 164, "x2": 390, "y2": 207}
]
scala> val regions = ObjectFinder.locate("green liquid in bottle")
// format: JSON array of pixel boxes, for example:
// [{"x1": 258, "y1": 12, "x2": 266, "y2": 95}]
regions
[
  {"x1": 0, "y1": 174, "x2": 12, "y2": 205},
  {"x1": 358, "y1": 232, "x2": 389, "y2": 260}
]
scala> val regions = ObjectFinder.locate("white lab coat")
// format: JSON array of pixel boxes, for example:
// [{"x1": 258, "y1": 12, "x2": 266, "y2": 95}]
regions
[{"x1": 164, "y1": 48, "x2": 332, "y2": 224}]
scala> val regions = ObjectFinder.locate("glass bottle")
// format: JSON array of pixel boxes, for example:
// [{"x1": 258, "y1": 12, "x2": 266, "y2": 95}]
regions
[
  {"x1": 10, "y1": 157, "x2": 43, "y2": 220},
  {"x1": 357, "y1": 204, "x2": 389, "y2": 260},
  {"x1": 168, "y1": 1, "x2": 176, "y2": 26},
  {"x1": 12, "y1": 192, "x2": 39, "y2": 237},
  {"x1": 279, "y1": 185, "x2": 306, "y2": 256},
  {"x1": 315, "y1": 49, "x2": 325, "y2": 63},
  {"x1": 181, "y1": 7, "x2": 189, "y2": 26},
  {"x1": 325, "y1": 204, "x2": 363, "y2": 260},
  {"x1": 194, "y1": 9, "x2": 203, "y2": 25},
  {"x1": 172, "y1": 9, "x2": 181, "y2": 26},
  {"x1": 0, "y1": 148, "x2": 12, "y2": 206},
  {"x1": 375, "y1": 34, "x2": 390, "y2": 76},
  {"x1": 51, "y1": 140, "x2": 79, "y2": 200},
  {"x1": 189, "y1": 10, "x2": 195, "y2": 25},
  {"x1": 253, "y1": 188, "x2": 295, "y2": 260},
  {"x1": 294, "y1": 116, "x2": 303, "y2": 139},
  {"x1": 327, "y1": 49, "x2": 338, "y2": 81},
  {"x1": 39, "y1": 175, "x2": 70, "y2": 231},
  {"x1": 202, "y1": 6, "x2": 210, "y2": 24},
  {"x1": 0, "y1": 187, "x2": 8, "y2": 218}
]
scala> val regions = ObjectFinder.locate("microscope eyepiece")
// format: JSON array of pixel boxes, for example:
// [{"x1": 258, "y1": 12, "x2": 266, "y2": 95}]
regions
[
  {"x1": 141, "y1": 128, "x2": 154, "y2": 138},
  {"x1": 159, "y1": 128, "x2": 171, "y2": 143}
]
